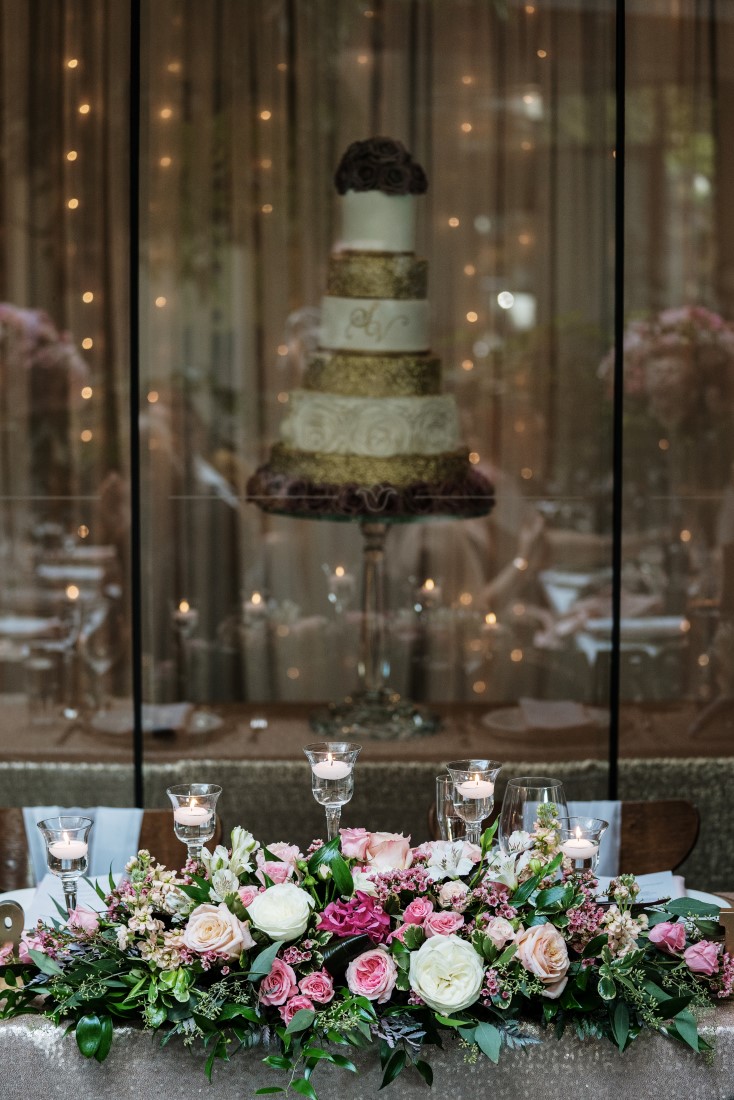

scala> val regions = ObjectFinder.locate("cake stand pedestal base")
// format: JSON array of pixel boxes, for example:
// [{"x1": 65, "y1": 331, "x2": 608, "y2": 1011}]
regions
[{"x1": 309, "y1": 688, "x2": 441, "y2": 741}]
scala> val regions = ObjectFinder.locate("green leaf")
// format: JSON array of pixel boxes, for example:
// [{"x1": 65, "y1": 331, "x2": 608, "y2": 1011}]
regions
[
  {"x1": 330, "y1": 1053, "x2": 357, "y2": 1072},
  {"x1": 219, "y1": 1003, "x2": 261, "y2": 1023},
  {"x1": 94, "y1": 1015, "x2": 113, "y2": 1062},
  {"x1": 583, "y1": 934, "x2": 609, "y2": 959},
  {"x1": 247, "y1": 940, "x2": 285, "y2": 982},
  {"x1": 598, "y1": 976, "x2": 616, "y2": 1001},
  {"x1": 672, "y1": 1009, "x2": 700, "y2": 1052},
  {"x1": 76, "y1": 1014, "x2": 102, "y2": 1058},
  {"x1": 511, "y1": 873, "x2": 541, "y2": 907},
  {"x1": 27, "y1": 950, "x2": 64, "y2": 977},
  {"x1": 321, "y1": 934, "x2": 372, "y2": 973},
  {"x1": 415, "y1": 1059, "x2": 434, "y2": 1087},
  {"x1": 308, "y1": 836, "x2": 342, "y2": 874},
  {"x1": 435, "y1": 1014, "x2": 470, "y2": 1028},
  {"x1": 535, "y1": 885, "x2": 567, "y2": 909},
  {"x1": 264, "y1": 1055, "x2": 293, "y2": 1070},
  {"x1": 255, "y1": 1090, "x2": 286, "y2": 1095},
  {"x1": 330, "y1": 854, "x2": 354, "y2": 898},
  {"x1": 380, "y1": 1048, "x2": 406, "y2": 1090},
  {"x1": 292, "y1": 1079, "x2": 319, "y2": 1100},
  {"x1": 495, "y1": 943, "x2": 517, "y2": 967},
  {"x1": 611, "y1": 1001, "x2": 629, "y2": 1051},
  {"x1": 285, "y1": 1008, "x2": 317, "y2": 1035},
  {"x1": 665, "y1": 898, "x2": 720, "y2": 917},
  {"x1": 656, "y1": 995, "x2": 693, "y2": 1021},
  {"x1": 474, "y1": 1022, "x2": 502, "y2": 1064}
]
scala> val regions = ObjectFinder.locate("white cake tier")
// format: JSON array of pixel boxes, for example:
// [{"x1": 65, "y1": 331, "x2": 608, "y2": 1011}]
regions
[
  {"x1": 337, "y1": 191, "x2": 416, "y2": 253},
  {"x1": 320, "y1": 296, "x2": 429, "y2": 353},
  {"x1": 279, "y1": 390, "x2": 461, "y2": 457}
]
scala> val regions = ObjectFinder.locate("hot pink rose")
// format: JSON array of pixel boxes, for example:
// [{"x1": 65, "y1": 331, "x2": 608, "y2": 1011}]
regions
[
  {"x1": 403, "y1": 897, "x2": 434, "y2": 925},
  {"x1": 684, "y1": 941, "x2": 720, "y2": 976},
  {"x1": 366, "y1": 832, "x2": 413, "y2": 872},
  {"x1": 483, "y1": 916, "x2": 515, "y2": 951},
  {"x1": 259, "y1": 957, "x2": 298, "y2": 1006},
  {"x1": 256, "y1": 859, "x2": 294, "y2": 886},
  {"x1": 649, "y1": 920, "x2": 686, "y2": 955},
  {"x1": 279, "y1": 994, "x2": 314, "y2": 1025},
  {"x1": 318, "y1": 892, "x2": 391, "y2": 944},
  {"x1": 346, "y1": 947, "x2": 398, "y2": 1003},
  {"x1": 67, "y1": 906, "x2": 100, "y2": 936},
  {"x1": 298, "y1": 969, "x2": 334, "y2": 1004},
  {"x1": 238, "y1": 885, "x2": 262, "y2": 908},
  {"x1": 437, "y1": 881, "x2": 471, "y2": 912},
  {"x1": 340, "y1": 827, "x2": 372, "y2": 861},
  {"x1": 423, "y1": 911, "x2": 465, "y2": 938}
]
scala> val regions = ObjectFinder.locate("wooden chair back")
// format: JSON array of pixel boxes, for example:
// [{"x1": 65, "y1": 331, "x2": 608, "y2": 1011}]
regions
[
  {"x1": 0, "y1": 808, "x2": 223, "y2": 892},
  {"x1": 427, "y1": 798, "x2": 699, "y2": 875}
]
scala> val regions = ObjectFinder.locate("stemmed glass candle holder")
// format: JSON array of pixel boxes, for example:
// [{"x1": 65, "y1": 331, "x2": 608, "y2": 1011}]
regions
[
  {"x1": 304, "y1": 742, "x2": 361, "y2": 841},
  {"x1": 435, "y1": 773, "x2": 466, "y2": 841},
  {"x1": 447, "y1": 759, "x2": 502, "y2": 847},
  {"x1": 166, "y1": 783, "x2": 221, "y2": 862},
  {"x1": 498, "y1": 777, "x2": 569, "y2": 854},
  {"x1": 37, "y1": 816, "x2": 92, "y2": 914},
  {"x1": 559, "y1": 817, "x2": 608, "y2": 873}
]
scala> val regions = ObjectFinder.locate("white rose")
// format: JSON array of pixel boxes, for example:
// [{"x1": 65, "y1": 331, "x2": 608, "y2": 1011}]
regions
[
  {"x1": 409, "y1": 934, "x2": 484, "y2": 1014},
  {"x1": 182, "y1": 902, "x2": 255, "y2": 960},
  {"x1": 351, "y1": 869, "x2": 378, "y2": 896},
  {"x1": 246, "y1": 882, "x2": 315, "y2": 942}
]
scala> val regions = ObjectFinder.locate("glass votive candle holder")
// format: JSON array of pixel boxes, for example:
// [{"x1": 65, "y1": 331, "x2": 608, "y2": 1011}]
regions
[
  {"x1": 303, "y1": 741, "x2": 361, "y2": 841},
  {"x1": 37, "y1": 816, "x2": 93, "y2": 914},
  {"x1": 559, "y1": 816, "x2": 608, "y2": 873},
  {"x1": 166, "y1": 783, "x2": 221, "y2": 863},
  {"x1": 447, "y1": 759, "x2": 502, "y2": 847}
]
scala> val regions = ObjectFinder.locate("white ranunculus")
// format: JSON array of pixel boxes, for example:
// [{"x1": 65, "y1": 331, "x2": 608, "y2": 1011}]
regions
[
  {"x1": 246, "y1": 882, "x2": 315, "y2": 942},
  {"x1": 209, "y1": 868, "x2": 241, "y2": 903},
  {"x1": 409, "y1": 934, "x2": 485, "y2": 1014}
]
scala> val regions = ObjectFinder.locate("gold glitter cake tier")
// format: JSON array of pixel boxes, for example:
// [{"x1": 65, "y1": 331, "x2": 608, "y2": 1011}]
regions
[
  {"x1": 304, "y1": 352, "x2": 441, "y2": 397},
  {"x1": 267, "y1": 443, "x2": 471, "y2": 488},
  {"x1": 327, "y1": 252, "x2": 427, "y2": 299}
]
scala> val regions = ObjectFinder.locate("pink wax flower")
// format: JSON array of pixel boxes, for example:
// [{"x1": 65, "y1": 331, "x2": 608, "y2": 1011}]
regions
[
  {"x1": 318, "y1": 892, "x2": 391, "y2": 944},
  {"x1": 259, "y1": 957, "x2": 298, "y2": 1006},
  {"x1": 339, "y1": 827, "x2": 372, "y2": 862},
  {"x1": 366, "y1": 832, "x2": 413, "y2": 872},
  {"x1": 648, "y1": 921, "x2": 686, "y2": 955},
  {"x1": 423, "y1": 911, "x2": 465, "y2": 938},
  {"x1": 684, "y1": 941, "x2": 720, "y2": 976},
  {"x1": 279, "y1": 994, "x2": 315, "y2": 1025},
  {"x1": 238, "y1": 885, "x2": 262, "y2": 908},
  {"x1": 67, "y1": 906, "x2": 100, "y2": 936},
  {"x1": 346, "y1": 947, "x2": 398, "y2": 1003},
  {"x1": 402, "y1": 897, "x2": 434, "y2": 925},
  {"x1": 298, "y1": 969, "x2": 335, "y2": 1004}
]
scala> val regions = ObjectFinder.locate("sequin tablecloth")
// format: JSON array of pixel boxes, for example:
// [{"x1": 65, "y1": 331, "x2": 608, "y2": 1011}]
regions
[{"x1": 1, "y1": 1006, "x2": 733, "y2": 1099}]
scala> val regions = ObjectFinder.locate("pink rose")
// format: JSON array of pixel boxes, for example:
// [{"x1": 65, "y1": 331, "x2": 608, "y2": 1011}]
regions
[
  {"x1": 238, "y1": 885, "x2": 262, "y2": 908},
  {"x1": 424, "y1": 911, "x2": 465, "y2": 938},
  {"x1": 340, "y1": 827, "x2": 372, "y2": 861},
  {"x1": 402, "y1": 897, "x2": 434, "y2": 925},
  {"x1": 298, "y1": 969, "x2": 334, "y2": 1004},
  {"x1": 0, "y1": 943, "x2": 14, "y2": 964},
  {"x1": 279, "y1": 994, "x2": 314, "y2": 1025},
  {"x1": 387, "y1": 922, "x2": 411, "y2": 945},
  {"x1": 346, "y1": 947, "x2": 398, "y2": 1004},
  {"x1": 67, "y1": 906, "x2": 100, "y2": 936},
  {"x1": 649, "y1": 920, "x2": 686, "y2": 955},
  {"x1": 516, "y1": 924, "x2": 570, "y2": 1000},
  {"x1": 437, "y1": 881, "x2": 470, "y2": 912},
  {"x1": 183, "y1": 902, "x2": 255, "y2": 960},
  {"x1": 483, "y1": 916, "x2": 515, "y2": 951},
  {"x1": 259, "y1": 957, "x2": 298, "y2": 1005},
  {"x1": 18, "y1": 931, "x2": 44, "y2": 965},
  {"x1": 267, "y1": 843, "x2": 302, "y2": 868},
  {"x1": 366, "y1": 832, "x2": 413, "y2": 872},
  {"x1": 318, "y1": 892, "x2": 391, "y2": 944},
  {"x1": 256, "y1": 859, "x2": 294, "y2": 886},
  {"x1": 684, "y1": 941, "x2": 720, "y2": 976}
]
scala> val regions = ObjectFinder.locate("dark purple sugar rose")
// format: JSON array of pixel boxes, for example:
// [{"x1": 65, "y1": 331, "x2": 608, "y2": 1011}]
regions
[{"x1": 334, "y1": 136, "x2": 428, "y2": 196}]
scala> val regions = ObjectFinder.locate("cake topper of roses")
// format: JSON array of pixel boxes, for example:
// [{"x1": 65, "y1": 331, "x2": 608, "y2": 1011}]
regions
[{"x1": 334, "y1": 136, "x2": 428, "y2": 196}]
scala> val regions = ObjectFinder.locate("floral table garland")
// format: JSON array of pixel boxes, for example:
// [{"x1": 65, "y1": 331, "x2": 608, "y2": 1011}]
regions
[{"x1": 1, "y1": 809, "x2": 732, "y2": 1097}]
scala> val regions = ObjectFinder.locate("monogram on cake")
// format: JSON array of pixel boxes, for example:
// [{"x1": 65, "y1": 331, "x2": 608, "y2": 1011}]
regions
[{"x1": 247, "y1": 137, "x2": 494, "y2": 519}]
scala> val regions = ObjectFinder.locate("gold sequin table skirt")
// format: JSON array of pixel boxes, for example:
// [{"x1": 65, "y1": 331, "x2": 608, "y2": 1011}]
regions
[{"x1": 1, "y1": 1009, "x2": 733, "y2": 1099}]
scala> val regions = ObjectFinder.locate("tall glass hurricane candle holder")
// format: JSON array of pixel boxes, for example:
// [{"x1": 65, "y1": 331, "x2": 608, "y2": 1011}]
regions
[
  {"x1": 559, "y1": 817, "x2": 608, "y2": 874},
  {"x1": 166, "y1": 783, "x2": 221, "y2": 863},
  {"x1": 498, "y1": 777, "x2": 569, "y2": 854},
  {"x1": 37, "y1": 816, "x2": 92, "y2": 914},
  {"x1": 303, "y1": 742, "x2": 361, "y2": 841},
  {"x1": 447, "y1": 759, "x2": 502, "y2": 847}
]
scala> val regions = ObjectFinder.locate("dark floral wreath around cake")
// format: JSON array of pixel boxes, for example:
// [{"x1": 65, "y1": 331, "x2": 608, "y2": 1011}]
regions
[{"x1": 334, "y1": 136, "x2": 428, "y2": 196}]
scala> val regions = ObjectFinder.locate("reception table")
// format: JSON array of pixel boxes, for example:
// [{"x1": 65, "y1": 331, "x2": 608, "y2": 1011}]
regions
[{"x1": 1, "y1": 1005, "x2": 733, "y2": 1099}]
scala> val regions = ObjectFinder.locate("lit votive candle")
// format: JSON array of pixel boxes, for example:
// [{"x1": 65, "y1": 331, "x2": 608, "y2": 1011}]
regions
[
  {"x1": 456, "y1": 774, "x2": 494, "y2": 800},
  {"x1": 561, "y1": 829, "x2": 599, "y2": 861},
  {"x1": 311, "y1": 755, "x2": 352, "y2": 780},
  {"x1": 48, "y1": 837, "x2": 88, "y2": 860},
  {"x1": 173, "y1": 799, "x2": 212, "y2": 826}
]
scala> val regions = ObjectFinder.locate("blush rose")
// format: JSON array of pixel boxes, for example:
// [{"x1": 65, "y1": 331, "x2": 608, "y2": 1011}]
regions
[
  {"x1": 423, "y1": 911, "x2": 465, "y2": 938},
  {"x1": 183, "y1": 903, "x2": 255, "y2": 960},
  {"x1": 684, "y1": 941, "x2": 720, "y2": 976},
  {"x1": 366, "y1": 832, "x2": 413, "y2": 872},
  {"x1": 516, "y1": 924, "x2": 570, "y2": 999}
]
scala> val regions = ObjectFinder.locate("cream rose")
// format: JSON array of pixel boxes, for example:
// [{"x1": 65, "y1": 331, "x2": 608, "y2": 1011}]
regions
[
  {"x1": 246, "y1": 882, "x2": 315, "y2": 942},
  {"x1": 408, "y1": 934, "x2": 484, "y2": 1014},
  {"x1": 515, "y1": 923, "x2": 570, "y2": 999},
  {"x1": 367, "y1": 832, "x2": 413, "y2": 872},
  {"x1": 182, "y1": 902, "x2": 255, "y2": 960}
]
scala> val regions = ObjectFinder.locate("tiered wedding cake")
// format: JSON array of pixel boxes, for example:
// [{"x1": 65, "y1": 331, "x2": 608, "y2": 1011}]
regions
[{"x1": 247, "y1": 137, "x2": 494, "y2": 520}]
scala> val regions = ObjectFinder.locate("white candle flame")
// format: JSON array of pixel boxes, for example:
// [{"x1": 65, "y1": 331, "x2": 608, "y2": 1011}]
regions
[{"x1": 575, "y1": 826, "x2": 582, "y2": 841}]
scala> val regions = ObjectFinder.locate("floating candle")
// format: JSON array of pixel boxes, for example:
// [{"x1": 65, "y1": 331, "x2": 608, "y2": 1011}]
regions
[
  {"x1": 173, "y1": 798, "x2": 212, "y2": 826},
  {"x1": 561, "y1": 827, "x2": 599, "y2": 861},
  {"x1": 456, "y1": 774, "x2": 494, "y2": 800},
  {"x1": 311, "y1": 753, "x2": 351, "y2": 780},
  {"x1": 48, "y1": 834, "x2": 88, "y2": 860}
]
